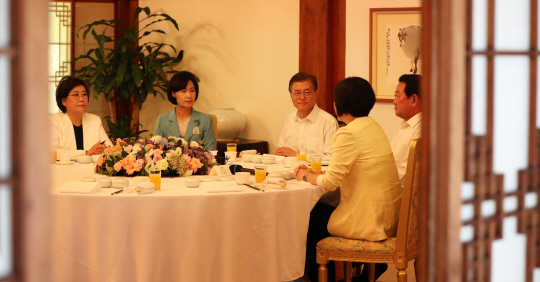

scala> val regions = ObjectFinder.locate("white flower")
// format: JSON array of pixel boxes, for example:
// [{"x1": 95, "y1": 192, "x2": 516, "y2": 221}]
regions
[
  {"x1": 132, "y1": 144, "x2": 142, "y2": 154},
  {"x1": 151, "y1": 135, "x2": 163, "y2": 142},
  {"x1": 190, "y1": 141, "x2": 200, "y2": 147},
  {"x1": 156, "y1": 159, "x2": 169, "y2": 170}
]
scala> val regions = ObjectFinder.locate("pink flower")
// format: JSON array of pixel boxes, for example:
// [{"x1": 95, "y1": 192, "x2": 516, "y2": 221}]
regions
[
  {"x1": 153, "y1": 149, "x2": 163, "y2": 156},
  {"x1": 153, "y1": 154, "x2": 163, "y2": 162},
  {"x1": 114, "y1": 162, "x2": 122, "y2": 171},
  {"x1": 145, "y1": 144, "x2": 154, "y2": 150},
  {"x1": 124, "y1": 145, "x2": 133, "y2": 153}
]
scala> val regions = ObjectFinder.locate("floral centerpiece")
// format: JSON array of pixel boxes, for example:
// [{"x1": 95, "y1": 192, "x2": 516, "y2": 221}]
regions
[{"x1": 94, "y1": 136, "x2": 215, "y2": 177}]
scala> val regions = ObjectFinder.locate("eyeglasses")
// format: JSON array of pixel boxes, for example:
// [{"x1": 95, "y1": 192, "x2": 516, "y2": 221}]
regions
[
  {"x1": 68, "y1": 93, "x2": 88, "y2": 100},
  {"x1": 291, "y1": 91, "x2": 313, "y2": 98}
]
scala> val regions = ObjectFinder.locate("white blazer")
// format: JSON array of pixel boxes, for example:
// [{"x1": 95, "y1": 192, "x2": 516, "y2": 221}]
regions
[{"x1": 50, "y1": 112, "x2": 113, "y2": 156}]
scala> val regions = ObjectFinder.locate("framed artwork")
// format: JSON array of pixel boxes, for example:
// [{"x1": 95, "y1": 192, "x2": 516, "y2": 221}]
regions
[{"x1": 369, "y1": 8, "x2": 422, "y2": 102}]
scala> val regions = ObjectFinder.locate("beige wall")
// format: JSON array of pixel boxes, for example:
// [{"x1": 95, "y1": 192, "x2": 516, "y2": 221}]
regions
[
  {"x1": 139, "y1": 0, "x2": 299, "y2": 153},
  {"x1": 347, "y1": 0, "x2": 421, "y2": 140},
  {"x1": 138, "y1": 0, "x2": 421, "y2": 152}
]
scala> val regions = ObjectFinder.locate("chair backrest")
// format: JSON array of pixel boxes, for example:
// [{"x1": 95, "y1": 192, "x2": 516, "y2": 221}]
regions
[
  {"x1": 394, "y1": 139, "x2": 420, "y2": 255},
  {"x1": 210, "y1": 114, "x2": 218, "y2": 148}
]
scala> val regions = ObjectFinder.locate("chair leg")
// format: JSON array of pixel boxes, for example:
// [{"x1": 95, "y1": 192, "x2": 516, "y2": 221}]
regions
[
  {"x1": 368, "y1": 263, "x2": 375, "y2": 282},
  {"x1": 344, "y1": 262, "x2": 353, "y2": 282},
  {"x1": 397, "y1": 269, "x2": 408, "y2": 282},
  {"x1": 319, "y1": 263, "x2": 329, "y2": 282}
]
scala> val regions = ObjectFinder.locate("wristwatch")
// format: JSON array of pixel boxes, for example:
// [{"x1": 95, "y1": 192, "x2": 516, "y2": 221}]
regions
[{"x1": 303, "y1": 173, "x2": 309, "y2": 182}]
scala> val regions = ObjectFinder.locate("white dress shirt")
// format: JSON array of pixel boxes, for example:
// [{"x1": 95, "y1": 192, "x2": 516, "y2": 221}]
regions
[
  {"x1": 390, "y1": 113, "x2": 422, "y2": 185},
  {"x1": 278, "y1": 104, "x2": 338, "y2": 158}
]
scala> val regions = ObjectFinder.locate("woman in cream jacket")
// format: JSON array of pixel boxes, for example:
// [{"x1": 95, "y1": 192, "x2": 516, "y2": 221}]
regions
[
  {"x1": 50, "y1": 76, "x2": 112, "y2": 158},
  {"x1": 295, "y1": 77, "x2": 402, "y2": 282}
]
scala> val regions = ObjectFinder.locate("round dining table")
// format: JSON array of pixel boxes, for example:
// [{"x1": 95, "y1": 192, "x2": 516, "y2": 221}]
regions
[{"x1": 51, "y1": 160, "x2": 324, "y2": 282}]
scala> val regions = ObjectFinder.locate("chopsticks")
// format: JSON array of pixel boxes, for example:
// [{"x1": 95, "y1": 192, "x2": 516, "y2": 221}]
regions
[
  {"x1": 244, "y1": 184, "x2": 265, "y2": 192},
  {"x1": 111, "y1": 189, "x2": 123, "y2": 195}
]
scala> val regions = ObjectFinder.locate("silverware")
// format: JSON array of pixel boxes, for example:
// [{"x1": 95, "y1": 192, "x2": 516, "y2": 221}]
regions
[{"x1": 244, "y1": 184, "x2": 264, "y2": 192}]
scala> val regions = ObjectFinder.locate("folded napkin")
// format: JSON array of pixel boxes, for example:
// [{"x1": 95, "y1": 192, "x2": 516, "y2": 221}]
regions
[
  {"x1": 200, "y1": 180, "x2": 241, "y2": 193},
  {"x1": 239, "y1": 150, "x2": 257, "y2": 157},
  {"x1": 58, "y1": 181, "x2": 100, "y2": 194},
  {"x1": 263, "y1": 177, "x2": 287, "y2": 189}
]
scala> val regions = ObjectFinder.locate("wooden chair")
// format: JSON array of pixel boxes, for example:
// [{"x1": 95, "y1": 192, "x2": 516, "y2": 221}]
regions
[
  {"x1": 209, "y1": 114, "x2": 218, "y2": 149},
  {"x1": 316, "y1": 139, "x2": 420, "y2": 282}
]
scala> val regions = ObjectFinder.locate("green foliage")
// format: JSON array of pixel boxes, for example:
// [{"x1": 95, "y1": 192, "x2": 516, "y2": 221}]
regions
[
  {"x1": 105, "y1": 114, "x2": 148, "y2": 139},
  {"x1": 72, "y1": 7, "x2": 183, "y2": 109}
]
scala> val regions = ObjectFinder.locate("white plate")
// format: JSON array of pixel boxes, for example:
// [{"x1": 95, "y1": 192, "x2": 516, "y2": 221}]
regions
[{"x1": 56, "y1": 161, "x2": 74, "y2": 165}]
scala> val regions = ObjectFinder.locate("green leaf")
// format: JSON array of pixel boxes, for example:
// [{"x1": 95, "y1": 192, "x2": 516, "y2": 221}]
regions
[
  {"x1": 116, "y1": 60, "x2": 128, "y2": 84},
  {"x1": 132, "y1": 62, "x2": 142, "y2": 87}
]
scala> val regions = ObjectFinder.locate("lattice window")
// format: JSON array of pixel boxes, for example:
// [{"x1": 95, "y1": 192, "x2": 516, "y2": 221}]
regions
[
  {"x1": 48, "y1": 1, "x2": 71, "y2": 114},
  {"x1": 462, "y1": 0, "x2": 540, "y2": 281}
]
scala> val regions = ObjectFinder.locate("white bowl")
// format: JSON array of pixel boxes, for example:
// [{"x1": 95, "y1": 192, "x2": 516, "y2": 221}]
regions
[
  {"x1": 70, "y1": 152, "x2": 83, "y2": 160},
  {"x1": 77, "y1": 155, "x2": 92, "y2": 164},
  {"x1": 242, "y1": 154, "x2": 253, "y2": 162},
  {"x1": 98, "y1": 178, "x2": 112, "y2": 188},
  {"x1": 184, "y1": 178, "x2": 201, "y2": 188},
  {"x1": 251, "y1": 155, "x2": 262, "y2": 163},
  {"x1": 261, "y1": 156, "x2": 276, "y2": 164},
  {"x1": 267, "y1": 172, "x2": 284, "y2": 179},
  {"x1": 234, "y1": 172, "x2": 250, "y2": 184},
  {"x1": 91, "y1": 155, "x2": 101, "y2": 163}
]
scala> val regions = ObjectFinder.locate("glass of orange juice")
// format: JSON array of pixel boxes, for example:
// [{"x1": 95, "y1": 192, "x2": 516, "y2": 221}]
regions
[
  {"x1": 149, "y1": 167, "x2": 161, "y2": 191},
  {"x1": 227, "y1": 143, "x2": 237, "y2": 152},
  {"x1": 311, "y1": 155, "x2": 322, "y2": 173},
  {"x1": 297, "y1": 149, "x2": 307, "y2": 161},
  {"x1": 254, "y1": 165, "x2": 267, "y2": 183}
]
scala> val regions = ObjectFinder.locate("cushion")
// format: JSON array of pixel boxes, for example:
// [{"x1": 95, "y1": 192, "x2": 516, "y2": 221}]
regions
[{"x1": 317, "y1": 236, "x2": 396, "y2": 254}]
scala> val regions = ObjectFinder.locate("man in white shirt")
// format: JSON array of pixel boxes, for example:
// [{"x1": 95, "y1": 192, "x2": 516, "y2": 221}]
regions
[
  {"x1": 391, "y1": 74, "x2": 422, "y2": 185},
  {"x1": 275, "y1": 72, "x2": 338, "y2": 158}
]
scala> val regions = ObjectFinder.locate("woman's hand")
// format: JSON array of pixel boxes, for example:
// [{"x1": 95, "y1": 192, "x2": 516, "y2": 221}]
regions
[
  {"x1": 294, "y1": 164, "x2": 311, "y2": 181},
  {"x1": 86, "y1": 141, "x2": 106, "y2": 156}
]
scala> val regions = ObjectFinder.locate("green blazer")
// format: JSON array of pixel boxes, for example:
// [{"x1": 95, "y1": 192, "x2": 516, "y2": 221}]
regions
[{"x1": 153, "y1": 108, "x2": 216, "y2": 151}]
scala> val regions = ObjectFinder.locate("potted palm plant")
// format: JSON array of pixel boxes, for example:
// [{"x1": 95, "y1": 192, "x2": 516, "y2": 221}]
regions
[{"x1": 72, "y1": 7, "x2": 183, "y2": 137}]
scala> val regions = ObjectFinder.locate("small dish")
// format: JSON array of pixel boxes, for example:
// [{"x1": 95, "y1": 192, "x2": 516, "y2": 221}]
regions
[
  {"x1": 184, "y1": 178, "x2": 202, "y2": 188},
  {"x1": 112, "y1": 179, "x2": 129, "y2": 188},
  {"x1": 81, "y1": 176, "x2": 97, "y2": 182},
  {"x1": 56, "y1": 161, "x2": 74, "y2": 165},
  {"x1": 202, "y1": 177, "x2": 218, "y2": 182},
  {"x1": 242, "y1": 154, "x2": 253, "y2": 162}
]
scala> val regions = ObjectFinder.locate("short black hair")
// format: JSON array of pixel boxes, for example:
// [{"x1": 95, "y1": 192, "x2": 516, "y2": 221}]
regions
[
  {"x1": 167, "y1": 71, "x2": 199, "y2": 105},
  {"x1": 55, "y1": 76, "x2": 89, "y2": 113},
  {"x1": 398, "y1": 74, "x2": 421, "y2": 98},
  {"x1": 288, "y1": 72, "x2": 318, "y2": 92},
  {"x1": 334, "y1": 77, "x2": 375, "y2": 118}
]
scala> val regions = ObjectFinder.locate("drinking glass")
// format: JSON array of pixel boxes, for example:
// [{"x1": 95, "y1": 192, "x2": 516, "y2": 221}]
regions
[
  {"x1": 149, "y1": 168, "x2": 161, "y2": 191},
  {"x1": 254, "y1": 165, "x2": 267, "y2": 183},
  {"x1": 297, "y1": 149, "x2": 307, "y2": 161},
  {"x1": 311, "y1": 155, "x2": 323, "y2": 173},
  {"x1": 227, "y1": 143, "x2": 237, "y2": 152}
]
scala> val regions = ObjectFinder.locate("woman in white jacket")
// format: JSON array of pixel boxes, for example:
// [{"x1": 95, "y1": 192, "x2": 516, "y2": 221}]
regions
[{"x1": 50, "y1": 76, "x2": 113, "y2": 157}]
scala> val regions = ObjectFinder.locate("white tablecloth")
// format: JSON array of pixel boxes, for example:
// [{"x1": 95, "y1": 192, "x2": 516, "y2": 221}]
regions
[{"x1": 51, "y1": 162, "x2": 323, "y2": 282}]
